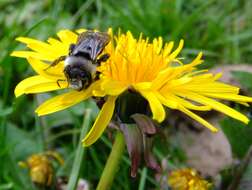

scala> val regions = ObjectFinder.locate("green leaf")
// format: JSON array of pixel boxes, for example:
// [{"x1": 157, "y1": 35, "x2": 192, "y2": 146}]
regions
[
  {"x1": 220, "y1": 118, "x2": 252, "y2": 158},
  {"x1": 5, "y1": 122, "x2": 39, "y2": 159},
  {"x1": 0, "y1": 183, "x2": 13, "y2": 190},
  {"x1": 232, "y1": 71, "x2": 252, "y2": 93},
  {"x1": 1, "y1": 122, "x2": 38, "y2": 189},
  {"x1": 66, "y1": 110, "x2": 92, "y2": 190},
  {"x1": 0, "y1": 107, "x2": 12, "y2": 117}
]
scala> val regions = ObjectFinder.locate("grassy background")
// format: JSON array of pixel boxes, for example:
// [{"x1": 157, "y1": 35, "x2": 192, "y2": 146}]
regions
[{"x1": 1, "y1": 0, "x2": 252, "y2": 189}]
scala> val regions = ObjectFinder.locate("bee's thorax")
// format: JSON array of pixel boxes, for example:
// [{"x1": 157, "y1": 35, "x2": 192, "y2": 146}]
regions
[{"x1": 64, "y1": 56, "x2": 96, "y2": 73}]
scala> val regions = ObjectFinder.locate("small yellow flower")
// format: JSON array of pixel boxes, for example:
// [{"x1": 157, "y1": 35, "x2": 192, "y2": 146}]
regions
[
  {"x1": 12, "y1": 29, "x2": 252, "y2": 147},
  {"x1": 168, "y1": 168, "x2": 211, "y2": 190},
  {"x1": 19, "y1": 151, "x2": 64, "y2": 186}
]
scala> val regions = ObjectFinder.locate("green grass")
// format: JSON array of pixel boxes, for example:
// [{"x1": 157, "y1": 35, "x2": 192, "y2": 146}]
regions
[{"x1": 1, "y1": 0, "x2": 252, "y2": 189}]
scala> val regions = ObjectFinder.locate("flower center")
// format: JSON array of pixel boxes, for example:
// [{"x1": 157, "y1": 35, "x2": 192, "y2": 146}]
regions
[{"x1": 99, "y1": 34, "x2": 167, "y2": 85}]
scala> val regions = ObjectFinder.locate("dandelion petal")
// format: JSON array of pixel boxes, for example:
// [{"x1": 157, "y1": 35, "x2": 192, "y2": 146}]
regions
[
  {"x1": 179, "y1": 106, "x2": 218, "y2": 132},
  {"x1": 82, "y1": 96, "x2": 117, "y2": 146},
  {"x1": 140, "y1": 91, "x2": 165, "y2": 122},
  {"x1": 35, "y1": 90, "x2": 92, "y2": 116},
  {"x1": 15, "y1": 75, "x2": 66, "y2": 97}
]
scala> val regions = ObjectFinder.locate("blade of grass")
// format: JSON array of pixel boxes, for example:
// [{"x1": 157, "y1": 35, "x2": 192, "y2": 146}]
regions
[
  {"x1": 138, "y1": 167, "x2": 147, "y2": 190},
  {"x1": 171, "y1": 0, "x2": 216, "y2": 39},
  {"x1": 67, "y1": 109, "x2": 92, "y2": 190},
  {"x1": 89, "y1": 147, "x2": 104, "y2": 173},
  {"x1": 46, "y1": 128, "x2": 81, "y2": 144},
  {"x1": 72, "y1": 0, "x2": 95, "y2": 24}
]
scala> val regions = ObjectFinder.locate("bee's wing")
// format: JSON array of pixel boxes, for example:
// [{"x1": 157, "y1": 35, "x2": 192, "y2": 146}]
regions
[{"x1": 73, "y1": 31, "x2": 110, "y2": 60}]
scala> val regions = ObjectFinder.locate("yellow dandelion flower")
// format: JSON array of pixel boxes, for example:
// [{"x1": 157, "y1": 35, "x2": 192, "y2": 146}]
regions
[
  {"x1": 12, "y1": 29, "x2": 252, "y2": 147},
  {"x1": 168, "y1": 168, "x2": 211, "y2": 190}
]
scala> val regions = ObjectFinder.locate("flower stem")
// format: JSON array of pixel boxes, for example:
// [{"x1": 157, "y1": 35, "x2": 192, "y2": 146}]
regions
[
  {"x1": 96, "y1": 131, "x2": 125, "y2": 190},
  {"x1": 67, "y1": 110, "x2": 92, "y2": 190},
  {"x1": 228, "y1": 146, "x2": 252, "y2": 190}
]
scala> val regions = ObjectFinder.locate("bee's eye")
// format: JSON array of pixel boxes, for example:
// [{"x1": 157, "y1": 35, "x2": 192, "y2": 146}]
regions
[{"x1": 80, "y1": 72, "x2": 86, "y2": 78}]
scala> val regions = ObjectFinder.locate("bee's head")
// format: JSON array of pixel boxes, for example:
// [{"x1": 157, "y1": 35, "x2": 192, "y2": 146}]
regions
[{"x1": 64, "y1": 56, "x2": 93, "y2": 90}]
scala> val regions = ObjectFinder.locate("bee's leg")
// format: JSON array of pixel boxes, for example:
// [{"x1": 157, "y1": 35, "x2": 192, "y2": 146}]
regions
[
  {"x1": 95, "y1": 71, "x2": 101, "y2": 80},
  {"x1": 56, "y1": 79, "x2": 67, "y2": 88},
  {"x1": 44, "y1": 56, "x2": 66, "y2": 71},
  {"x1": 69, "y1": 44, "x2": 75, "y2": 55},
  {"x1": 96, "y1": 53, "x2": 110, "y2": 65}
]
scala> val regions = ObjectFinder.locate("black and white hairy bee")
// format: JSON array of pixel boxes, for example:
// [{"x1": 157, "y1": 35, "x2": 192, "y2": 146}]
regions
[{"x1": 46, "y1": 31, "x2": 110, "y2": 91}]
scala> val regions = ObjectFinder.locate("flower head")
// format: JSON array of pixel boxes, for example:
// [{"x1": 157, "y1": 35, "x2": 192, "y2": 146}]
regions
[
  {"x1": 18, "y1": 151, "x2": 64, "y2": 186},
  {"x1": 168, "y1": 168, "x2": 211, "y2": 190},
  {"x1": 12, "y1": 29, "x2": 252, "y2": 147}
]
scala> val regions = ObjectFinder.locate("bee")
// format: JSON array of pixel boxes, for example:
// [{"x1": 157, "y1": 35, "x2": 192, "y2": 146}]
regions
[
  {"x1": 19, "y1": 151, "x2": 64, "y2": 187},
  {"x1": 46, "y1": 30, "x2": 111, "y2": 91}
]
